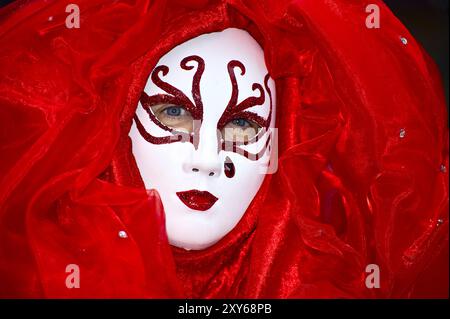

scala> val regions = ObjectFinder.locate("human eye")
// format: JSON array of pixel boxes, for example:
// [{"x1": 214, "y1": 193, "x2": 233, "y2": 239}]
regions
[
  {"x1": 151, "y1": 104, "x2": 194, "y2": 133},
  {"x1": 163, "y1": 106, "x2": 187, "y2": 117},
  {"x1": 222, "y1": 117, "x2": 261, "y2": 143}
]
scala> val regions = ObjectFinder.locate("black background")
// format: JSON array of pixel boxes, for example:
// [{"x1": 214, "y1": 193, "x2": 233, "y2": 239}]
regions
[{"x1": 384, "y1": 0, "x2": 449, "y2": 107}]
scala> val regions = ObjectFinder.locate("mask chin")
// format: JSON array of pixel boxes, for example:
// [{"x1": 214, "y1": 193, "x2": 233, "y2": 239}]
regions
[
  {"x1": 129, "y1": 28, "x2": 277, "y2": 251},
  {"x1": 169, "y1": 235, "x2": 219, "y2": 251}
]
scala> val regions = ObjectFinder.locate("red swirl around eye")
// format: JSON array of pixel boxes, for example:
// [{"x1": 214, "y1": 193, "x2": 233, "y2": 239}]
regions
[
  {"x1": 218, "y1": 60, "x2": 273, "y2": 161},
  {"x1": 135, "y1": 55, "x2": 205, "y2": 147}
]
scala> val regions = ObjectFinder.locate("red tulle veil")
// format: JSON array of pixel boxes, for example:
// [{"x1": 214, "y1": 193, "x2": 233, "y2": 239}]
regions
[{"x1": 0, "y1": 0, "x2": 448, "y2": 298}]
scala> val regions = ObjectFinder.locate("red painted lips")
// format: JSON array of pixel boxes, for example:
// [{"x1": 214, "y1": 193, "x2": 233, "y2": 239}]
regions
[{"x1": 176, "y1": 190, "x2": 218, "y2": 211}]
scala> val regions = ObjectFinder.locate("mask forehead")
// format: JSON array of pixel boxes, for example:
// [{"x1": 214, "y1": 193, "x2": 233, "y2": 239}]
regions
[{"x1": 144, "y1": 28, "x2": 271, "y2": 126}]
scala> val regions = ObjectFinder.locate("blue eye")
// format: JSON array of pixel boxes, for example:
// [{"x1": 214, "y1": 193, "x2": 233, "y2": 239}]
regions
[
  {"x1": 231, "y1": 118, "x2": 249, "y2": 127},
  {"x1": 164, "y1": 106, "x2": 184, "y2": 116}
]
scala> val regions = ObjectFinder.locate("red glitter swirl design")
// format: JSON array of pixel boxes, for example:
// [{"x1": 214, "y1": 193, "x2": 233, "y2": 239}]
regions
[
  {"x1": 219, "y1": 60, "x2": 273, "y2": 161},
  {"x1": 135, "y1": 55, "x2": 205, "y2": 147},
  {"x1": 217, "y1": 60, "x2": 266, "y2": 129}
]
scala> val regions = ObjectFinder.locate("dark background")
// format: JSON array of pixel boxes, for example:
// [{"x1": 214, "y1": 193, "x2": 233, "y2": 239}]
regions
[
  {"x1": 0, "y1": 0, "x2": 449, "y2": 106},
  {"x1": 384, "y1": 0, "x2": 449, "y2": 107}
]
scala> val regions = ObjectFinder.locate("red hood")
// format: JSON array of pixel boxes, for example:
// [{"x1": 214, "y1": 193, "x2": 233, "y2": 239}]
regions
[{"x1": 0, "y1": 0, "x2": 447, "y2": 298}]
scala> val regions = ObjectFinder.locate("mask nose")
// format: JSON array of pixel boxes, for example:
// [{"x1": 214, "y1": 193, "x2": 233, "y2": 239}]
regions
[{"x1": 183, "y1": 129, "x2": 222, "y2": 177}]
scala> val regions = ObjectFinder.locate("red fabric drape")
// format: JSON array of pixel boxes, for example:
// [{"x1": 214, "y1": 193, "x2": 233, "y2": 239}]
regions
[{"x1": 0, "y1": 0, "x2": 448, "y2": 298}]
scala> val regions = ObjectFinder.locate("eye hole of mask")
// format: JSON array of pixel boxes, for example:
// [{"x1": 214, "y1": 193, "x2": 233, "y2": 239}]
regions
[
  {"x1": 221, "y1": 118, "x2": 261, "y2": 143},
  {"x1": 151, "y1": 104, "x2": 194, "y2": 133}
]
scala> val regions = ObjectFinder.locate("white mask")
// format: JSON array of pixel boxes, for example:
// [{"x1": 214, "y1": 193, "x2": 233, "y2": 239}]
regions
[{"x1": 129, "y1": 28, "x2": 276, "y2": 250}]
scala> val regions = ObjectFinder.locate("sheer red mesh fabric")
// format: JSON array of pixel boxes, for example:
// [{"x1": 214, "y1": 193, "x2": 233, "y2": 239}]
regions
[{"x1": 0, "y1": 0, "x2": 448, "y2": 298}]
